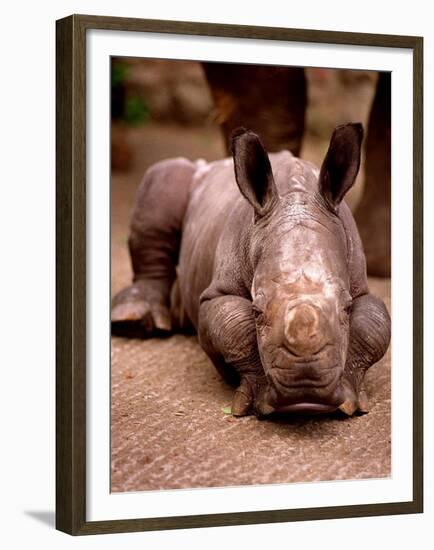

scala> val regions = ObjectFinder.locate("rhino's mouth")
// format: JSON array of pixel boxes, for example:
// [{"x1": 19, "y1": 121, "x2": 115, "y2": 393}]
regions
[
  {"x1": 269, "y1": 363, "x2": 343, "y2": 395},
  {"x1": 275, "y1": 402, "x2": 339, "y2": 414},
  {"x1": 257, "y1": 367, "x2": 346, "y2": 416}
]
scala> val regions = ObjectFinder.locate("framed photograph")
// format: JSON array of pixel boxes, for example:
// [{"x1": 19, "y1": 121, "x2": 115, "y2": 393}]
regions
[{"x1": 56, "y1": 14, "x2": 423, "y2": 535}]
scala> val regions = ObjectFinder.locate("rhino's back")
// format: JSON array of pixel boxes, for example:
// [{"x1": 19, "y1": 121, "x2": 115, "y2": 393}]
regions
[{"x1": 177, "y1": 158, "x2": 241, "y2": 327}]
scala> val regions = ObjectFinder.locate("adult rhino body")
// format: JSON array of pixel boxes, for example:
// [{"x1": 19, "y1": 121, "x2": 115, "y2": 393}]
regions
[{"x1": 112, "y1": 124, "x2": 391, "y2": 418}]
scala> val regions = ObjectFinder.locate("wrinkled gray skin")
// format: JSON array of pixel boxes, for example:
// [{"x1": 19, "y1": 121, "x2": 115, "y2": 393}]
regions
[{"x1": 112, "y1": 123, "x2": 391, "y2": 418}]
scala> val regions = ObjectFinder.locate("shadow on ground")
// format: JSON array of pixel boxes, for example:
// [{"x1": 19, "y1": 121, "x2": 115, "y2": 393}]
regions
[{"x1": 24, "y1": 511, "x2": 55, "y2": 528}]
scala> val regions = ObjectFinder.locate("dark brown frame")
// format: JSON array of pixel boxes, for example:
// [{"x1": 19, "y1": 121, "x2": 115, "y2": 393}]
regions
[{"x1": 56, "y1": 14, "x2": 424, "y2": 536}]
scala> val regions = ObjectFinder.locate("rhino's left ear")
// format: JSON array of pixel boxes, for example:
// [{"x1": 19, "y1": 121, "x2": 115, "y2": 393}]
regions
[
  {"x1": 231, "y1": 127, "x2": 278, "y2": 217},
  {"x1": 318, "y1": 123, "x2": 363, "y2": 210}
]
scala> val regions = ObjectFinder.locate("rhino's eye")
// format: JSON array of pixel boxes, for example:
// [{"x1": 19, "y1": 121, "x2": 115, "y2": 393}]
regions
[
  {"x1": 343, "y1": 300, "x2": 353, "y2": 315},
  {"x1": 252, "y1": 303, "x2": 264, "y2": 319},
  {"x1": 339, "y1": 294, "x2": 352, "y2": 324},
  {"x1": 341, "y1": 291, "x2": 352, "y2": 315}
]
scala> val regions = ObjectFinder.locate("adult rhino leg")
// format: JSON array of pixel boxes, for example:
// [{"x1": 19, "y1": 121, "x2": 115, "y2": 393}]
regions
[
  {"x1": 111, "y1": 158, "x2": 196, "y2": 338},
  {"x1": 198, "y1": 295, "x2": 267, "y2": 417},
  {"x1": 340, "y1": 293, "x2": 391, "y2": 415},
  {"x1": 354, "y1": 72, "x2": 391, "y2": 277},
  {"x1": 202, "y1": 63, "x2": 307, "y2": 155}
]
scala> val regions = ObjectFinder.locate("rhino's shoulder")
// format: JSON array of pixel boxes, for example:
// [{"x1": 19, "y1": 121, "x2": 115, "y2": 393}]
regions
[
  {"x1": 193, "y1": 156, "x2": 233, "y2": 178},
  {"x1": 146, "y1": 156, "x2": 196, "y2": 177}
]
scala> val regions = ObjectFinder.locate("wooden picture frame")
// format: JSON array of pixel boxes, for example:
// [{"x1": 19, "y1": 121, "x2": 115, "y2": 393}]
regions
[{"x1": 56, "y1": 14, "x2": 423, "y2": 535}]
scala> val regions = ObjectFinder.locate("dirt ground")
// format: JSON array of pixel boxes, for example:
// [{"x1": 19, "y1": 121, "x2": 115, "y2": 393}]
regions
[{"x1": 110, "y1": 124, "x2": 391, "y2": 492}]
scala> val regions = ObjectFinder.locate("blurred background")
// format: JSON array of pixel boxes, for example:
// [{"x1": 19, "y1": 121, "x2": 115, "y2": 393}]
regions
[
  {"x1": 111, "y1": 58, "x2": 382, "y2": 289},
  {"x1": 111, "y1": 60, "x2": 379, "y2": 188},
  {"x1": 111, "y1": 59, "x2": 377, "y2": 182}
]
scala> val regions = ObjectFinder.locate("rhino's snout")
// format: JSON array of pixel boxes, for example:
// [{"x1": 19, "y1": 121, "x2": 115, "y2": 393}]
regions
[{"x1": 284, "y1": 303, "x2": 329, "y2": 357}]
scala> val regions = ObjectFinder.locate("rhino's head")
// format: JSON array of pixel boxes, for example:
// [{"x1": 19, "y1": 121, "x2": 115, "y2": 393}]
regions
[{"x1": 231, "y1": 123, "x2": 363, "y2": 415}]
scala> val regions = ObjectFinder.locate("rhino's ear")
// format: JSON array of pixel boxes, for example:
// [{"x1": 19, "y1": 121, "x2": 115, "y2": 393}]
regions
[
  {"x1": 231, "y1": 127, "x2": 278, "y2": 217},
  {"x1": 318, "y1": 123, "x2": 363, "y2": 210}
]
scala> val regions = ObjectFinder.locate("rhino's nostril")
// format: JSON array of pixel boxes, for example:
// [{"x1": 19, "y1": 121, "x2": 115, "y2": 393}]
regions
[{"x1": 284, "y1": 303, "x2": 328, "y2": 356}]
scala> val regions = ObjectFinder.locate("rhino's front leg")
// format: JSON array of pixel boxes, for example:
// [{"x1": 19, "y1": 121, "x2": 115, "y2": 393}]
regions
[
  {"x1": 198, "y1": 296, "x2": 267, "y2": 417},
  {"x1": 340, "y1": 293, "x2": 391, "y2": 415}
]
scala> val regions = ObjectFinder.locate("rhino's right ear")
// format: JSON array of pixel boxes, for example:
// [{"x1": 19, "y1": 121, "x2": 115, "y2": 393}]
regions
[
  {"x1": 318, "y1": 123, "x2": 363, "y2": 211},
  {"x1": 231, "y1": 128, "x2": 278, "y2": 217}
]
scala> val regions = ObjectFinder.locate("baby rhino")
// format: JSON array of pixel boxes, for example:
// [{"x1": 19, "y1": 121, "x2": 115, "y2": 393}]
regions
[{"x1": 112, "y1": 123, "x2": 391, "y2": 418}]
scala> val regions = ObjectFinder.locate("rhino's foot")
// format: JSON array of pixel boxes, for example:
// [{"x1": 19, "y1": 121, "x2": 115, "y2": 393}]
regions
[
  {"x1": 111, "y1": 283, "x2": 172, "y2": 338},
  {"x1": 231, "y1": 375, "x2": 268, "y2": 417},
  {"x1": 338, "y1": 375, "x2": 370, "y2": 417}
]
